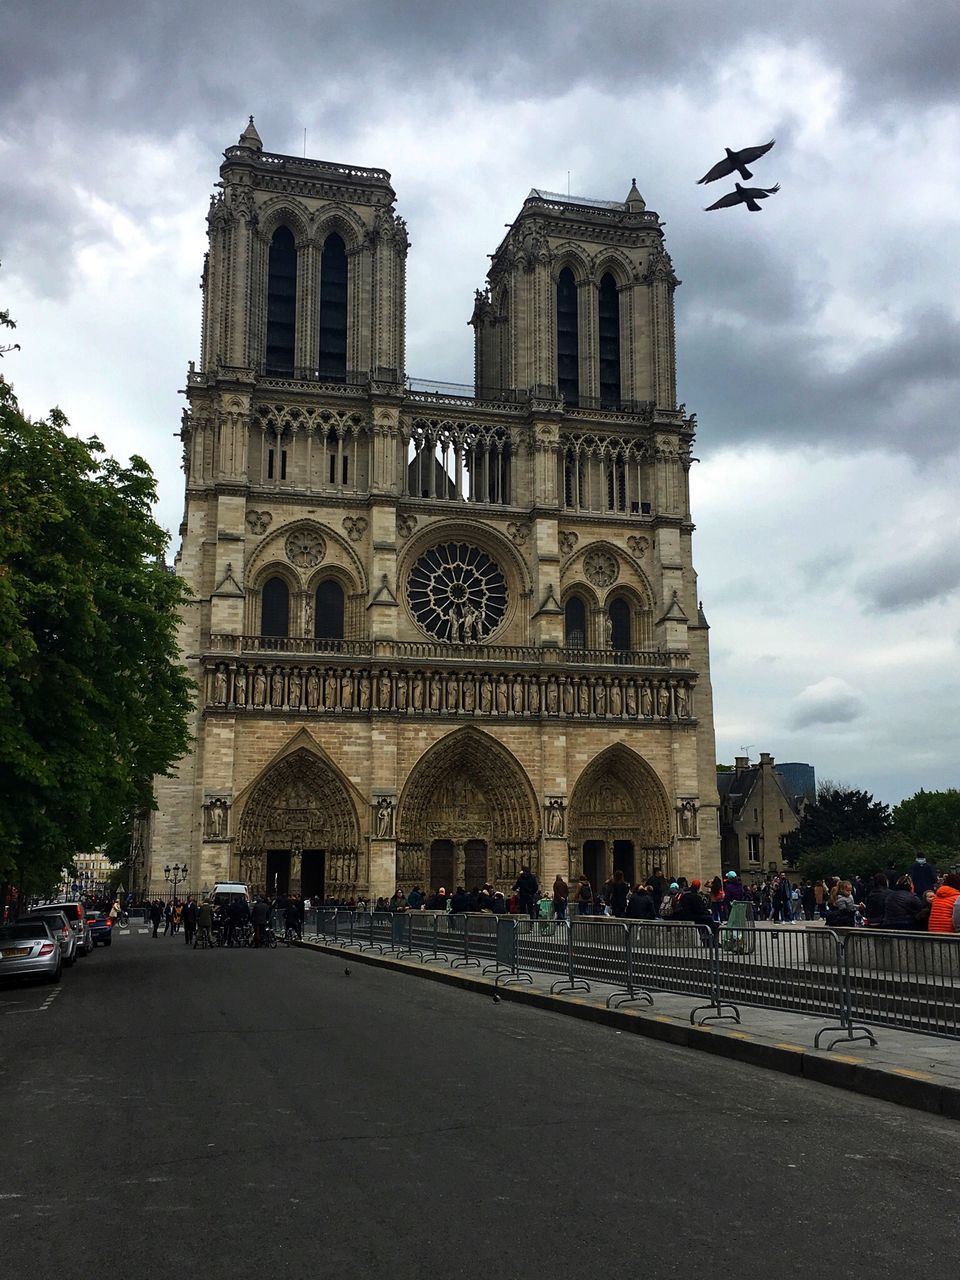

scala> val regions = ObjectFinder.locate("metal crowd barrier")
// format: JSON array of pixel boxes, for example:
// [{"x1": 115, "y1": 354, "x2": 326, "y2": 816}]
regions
[{"x1": 302, "y1": 910, "x2": 960, "y2": 1047}]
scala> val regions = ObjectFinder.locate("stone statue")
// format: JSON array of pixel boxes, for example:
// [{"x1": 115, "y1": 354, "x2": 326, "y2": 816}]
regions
[
  {"x1": 546, "y1": 799, "x2": 564, "y2": 838},
  {"x1": 304, "y1": 599, "x2": 313, "y2": 635},
  {"x1": 462, "y1": 602, "x2": 482, "y2": 643},
  {"x1": 324, "y1": 671, "x2": 338, "y2": 708},
  {"x1": 358, "y1": 674, "x2": 371, "y2": 710},
  {"x1": 603, "y1": 613, "x2": 613, "y2": 648},
  {"x1": 480, "y1": 675, "x2": 493, "y2": 713},
  {"x1": 496, "y1": 677, "x2": 509, "y2": 714},
  {"x1": 679, "y1": 802, "x2": 697, "y2": 837},
  {"x1": 253, "y1": 668, "x2": 267, "y2": 707},
  {"x1": 528, "y1": 679, "x2": 540, "y2": 715},
  {"x1": 234, "y1": 668, "x2": 247, "y2": 707},
  {"x1": 447, "y1": 605, "x2": 463, "y2": 644},
  {"x1": 412, "y1": 674, "x2": 424, "y2": 711},
  {"x1": 676, "y1": 682, "x2": 690, "y2": 718},
  {"x1": 640, "y1": 681, "x2": 653, "y2": 718},
  {"x1": 396, "y1": 674, "x2": 408, "y2": 711},
  {"x1": 625, "y1": 681, "x2": 637, "y2": 717},
  {"x1": 546, "y1": 680, "x2": 559, "y2": 714},
  {"x1": 578, "y1": 682, "x2": 590, "y2": 716},
  {"x1": 446, "y1": 674, "x2": 459, "y2": 711},
  {"x1": 341, "y1": 670, "x2": 354, "y2": 710},
  {"x1": 657, "y1": 682, "x2": 671, "y2": 718},
  {"x1": 375, "y1": 797, "x2": 394, "y2": 839},
  {"x1": 429, "y1": 674, "x2": 442, "y2": 711},
  {"x1": 288, "y1": 668, "x2": 302, "y2": 709},
  {"x1": 609, "y1": 682, "x2": 622, "y2": 716},
  {"x1": 462, "y1": 677, "x2": 476, "y2": 712},
  {"x1": 512, "y1": 676, "x2": 524, "y2": 714},
  {"x1": 594, "y1": 682, "x2": 606, "y2": 717},
  {"x1": 561, "y1": 680, "x2": 573, "y2": 715},
  {"x1": 270, "y1": 668, "x2": 284, "y2": 707},
  {"x1": 379, "y1": 672, "x2": 392, "y2": 710},
  {"x1": 213, "y1": 666, "x2": 228, "y2": 705},
  {"x1": 306, "y1": 670, "x2": 320, "y2": 709}
]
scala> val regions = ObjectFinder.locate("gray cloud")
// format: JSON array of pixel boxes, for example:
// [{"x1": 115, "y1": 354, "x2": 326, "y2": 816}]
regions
[
  {"x1": 790, "y1": 677, "x2": 866, "y2": 729},
  {"x1": 858, "y1": 548, "x2": 960, "y2": 612}
]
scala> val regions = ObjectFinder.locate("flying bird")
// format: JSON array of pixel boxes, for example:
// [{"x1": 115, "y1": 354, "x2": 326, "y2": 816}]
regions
[
  {"x1": 697, "y1": 140, "x2": 775, "y2": 184},
  {"x1": 705, "y1": 183, "x2": 780, "y2": 213}
]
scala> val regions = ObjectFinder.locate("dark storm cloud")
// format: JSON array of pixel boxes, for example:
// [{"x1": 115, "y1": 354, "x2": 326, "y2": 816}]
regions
[
  {"x1": 790, "y1": 679, "x2": 865, "y2": 729},
  {"x1": 858, "y1": 551, "x2": 960, "y2": 612},
  {"x1": 681, "y1": 307, "x2": 960, "y2": 460}
]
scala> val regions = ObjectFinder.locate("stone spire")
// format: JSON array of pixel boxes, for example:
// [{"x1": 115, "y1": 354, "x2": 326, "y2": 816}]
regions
[
  {"x1": 238, "y1": 116, "x2": 262, "y2": 152},
  {"x1": 625, "y1": 178, "x2": 645, "y2": 213}
]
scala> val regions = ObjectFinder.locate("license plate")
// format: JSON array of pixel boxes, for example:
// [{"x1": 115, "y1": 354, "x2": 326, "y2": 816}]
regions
[{"x1": 2, "y1": 948, "x2": 30, "y2": 957}]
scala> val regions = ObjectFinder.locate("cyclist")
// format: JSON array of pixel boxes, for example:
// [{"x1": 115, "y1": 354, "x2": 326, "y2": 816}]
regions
[
  {"x1": 195, "y1": 899, "x2": 214, "y2": 948},
  {"x1": 283, "y1": 898, "x2": 301, "y2": 942},
  {"x1": 251, "y1": 896, "x2": 271, "y2": 947}
]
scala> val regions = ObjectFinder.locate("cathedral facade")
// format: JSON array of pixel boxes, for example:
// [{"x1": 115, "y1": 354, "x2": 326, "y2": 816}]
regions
[{"x1": 141, "y1": 119, "x2": 721, "y2": 901}]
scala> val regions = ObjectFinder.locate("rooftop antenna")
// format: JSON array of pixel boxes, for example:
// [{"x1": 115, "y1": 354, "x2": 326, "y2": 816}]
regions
[
  {"x1": 739, "y1": 745, "x2": 754, "y2": 760},
  {"x1": 303, "y1": 127, "x2": 307, "y2": 158},
  {"x1": 567, "y1": 170, "x2": 571, "y2": 195}
]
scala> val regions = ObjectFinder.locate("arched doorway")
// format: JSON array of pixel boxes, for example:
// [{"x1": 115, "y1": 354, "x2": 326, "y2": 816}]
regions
[
  {"x1": 568, "y1": 746, "x2": 671, "y2": 891},
  {"x1": 397, "y1": 728, "x2": 540, "y2": 893},
  {"x1": 236, "y1": 747, "x2": 362, "y2": 902}
]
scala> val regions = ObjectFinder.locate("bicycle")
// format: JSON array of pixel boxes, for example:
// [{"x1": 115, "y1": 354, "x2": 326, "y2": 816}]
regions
[{"x1": 194, "y1": 926, "x2": 215, "y2": 949}]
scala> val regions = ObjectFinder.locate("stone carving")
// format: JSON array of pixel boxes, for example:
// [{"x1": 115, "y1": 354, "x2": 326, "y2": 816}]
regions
[
  {"x1": 584, "y1": 548, "x2": 619, "y2": 587},
  {"x1": 506, "y1": 521, "x2": 529, "y2": 546},
  {"x1": 205, "y1": 662, "x2": 696, "y2": 725},
  {"x1": 678, "y1": 800, "x2": 698, "y2": 837},
  {"x1": 407, "y1": 542, "x2": 507, "y2": 643},
  {"x1": 627, "y1": 535, "x2": 649, "y2": 558},
  {"x1": 396, "y1": 512, "x2": 417, "y2": 540},
  {"x1": 285, "y1": 529, "x2": 326, "y2": 569},
  {"x1": 342, "y1": 516, "x2": 368, "y2": 542},
  {"x1": 559, "y1": 531, "x2": 579, "y2": 556},
  {"x1": 246, "y1": 510, "x2": 272, "y2": 535},
  {"x1": 204, "y1": 798, "x2": 229, "y2": 840},
  {"x1": 545, "y1": 797, "x2": 566, "y2": 838},
  {"x1": 374, "y1": 796, "x2": 395, "y2": 839}
]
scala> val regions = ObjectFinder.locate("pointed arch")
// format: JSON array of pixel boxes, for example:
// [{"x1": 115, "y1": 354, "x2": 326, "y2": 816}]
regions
[{"x1": 568, "y1": 745, "x2": 671, "y2": 883}]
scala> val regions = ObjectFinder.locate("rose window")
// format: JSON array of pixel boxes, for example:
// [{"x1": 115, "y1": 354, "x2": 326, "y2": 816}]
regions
[
  {"x1": 285, "y1": 530, "x2": 326, "y2": 569},
  {"x1": 407, "y1": 542, "x2": 507, "y2": 642},
  {"x1": 584, "y1": 547, "x2": 619, "y2": 587}
]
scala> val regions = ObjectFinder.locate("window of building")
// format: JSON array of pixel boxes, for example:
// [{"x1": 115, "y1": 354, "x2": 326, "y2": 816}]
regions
[
  {"x1": 556, "y1": 267, "x2": 579, "y2": 405},
  {"x1": 318, "y1": 233, "x2": 348, "y2": 382},
  {"x1": 608, "y1": 597, "x2": 631, "y2": 650},
  {"x1": 314, "y1": 580, "x2": 344, "y2": 640},
  {"x1": 280, "y1": 449, "x2": 287, "y2": 481},
  {"x1": 564, "y1": 596, "x2": 586, "y2": 649},
  {"x1": 261, "y1": 576, "x2": 290, "y2": 637},
  {"x1": 598, "y1": 272, "x2": 621, "y2": 408},
  {"x1": 267, "y1": 448, "x2": 275, "y2": 480},
  {"x1": 265, "y1": 226, "x2": 297, "y2": 375},
  {"x1": 748, "y1": 833, "x2": 761, "y2": 861}
]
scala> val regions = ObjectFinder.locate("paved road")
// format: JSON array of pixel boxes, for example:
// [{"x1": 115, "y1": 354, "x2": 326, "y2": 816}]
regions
[{"x1": 2, "y1": 928, "x2": 959, "y2": 1280}]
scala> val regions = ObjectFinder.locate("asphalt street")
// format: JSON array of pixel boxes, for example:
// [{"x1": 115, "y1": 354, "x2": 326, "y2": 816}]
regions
[{"x1": 1, "y1": 926, "x2": 958, "y2": 1280}]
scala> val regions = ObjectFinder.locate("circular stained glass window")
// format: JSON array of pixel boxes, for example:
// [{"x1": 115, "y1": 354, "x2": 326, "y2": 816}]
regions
[{"x1": 407, "y1": 542, "x2": 508, "y2": 643}]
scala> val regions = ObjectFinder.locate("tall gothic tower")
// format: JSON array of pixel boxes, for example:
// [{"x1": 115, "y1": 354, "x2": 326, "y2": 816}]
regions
[{"x1": 141, "y1": 123, "x2": 720, "y2": 902}]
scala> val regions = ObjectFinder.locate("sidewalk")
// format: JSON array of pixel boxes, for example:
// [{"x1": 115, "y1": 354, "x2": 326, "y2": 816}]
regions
[{"x1": 297, "y1": 935, "x2": 960, "y2": 1118}]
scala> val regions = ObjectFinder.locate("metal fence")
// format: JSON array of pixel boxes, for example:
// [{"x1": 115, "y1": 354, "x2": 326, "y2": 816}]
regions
[{"x1": 303, "y1": 911, "x2": 960, "y2": 1048}]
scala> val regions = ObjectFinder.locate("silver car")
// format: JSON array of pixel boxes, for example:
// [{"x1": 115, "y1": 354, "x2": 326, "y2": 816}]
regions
[
  {"x1": 25, "y1": 909, "x2": 78, "y2": 966},
  {"x1": 0, "y1": 921, "x2": 62, "y2": 983}
]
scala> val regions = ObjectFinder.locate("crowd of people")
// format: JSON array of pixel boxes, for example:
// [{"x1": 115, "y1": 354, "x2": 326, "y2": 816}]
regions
[
  {"x1": 345, "y1": 853, "x2": 960, "y2": 935},
  {"x1": 140, "y1": 893, "x2": 307, "y2": 947}
]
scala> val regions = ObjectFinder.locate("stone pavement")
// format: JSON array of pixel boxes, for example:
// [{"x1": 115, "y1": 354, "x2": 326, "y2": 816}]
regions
[{"x1": 299, "y1": 935, "x2": 960, "y2": 1118}]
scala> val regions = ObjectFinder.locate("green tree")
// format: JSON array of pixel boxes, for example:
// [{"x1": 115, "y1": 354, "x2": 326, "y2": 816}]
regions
[
  {"x1": 794, "y1": 786, "x2": 892, "y2": 854},
  {"x1": 893, "y1": 789, "x2": 960, "y2": 850},
  {"x1": 0, "y1": 378, "x2": 193, "y2": 897}
]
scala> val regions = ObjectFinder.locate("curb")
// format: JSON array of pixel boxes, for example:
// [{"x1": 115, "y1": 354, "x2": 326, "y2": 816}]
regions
[{"x1": 294, "y1": 937, "x2": 960, "y2": 1119}]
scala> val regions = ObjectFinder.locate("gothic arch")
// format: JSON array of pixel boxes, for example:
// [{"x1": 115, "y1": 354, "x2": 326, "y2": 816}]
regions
[
  {"x1": 564, "y1": 540, "x2": 653, "y2": 609},
  {"x1": 568, "y1": 745, "x2": 671, "y2": 882},
  {"x1": 311, "y1": 205, "x2": 365, "y2": 253},
  {"x1": 247, "y1": 518, "x2": 369, "y2": 595},
  {"x1": 235, "y1": 742, "x2": 363, "y2": 896},
  {"x1": 550, "y1": 243, "x2": 592, "y2": 284},
  {"x1": 591, "y1": 249, "x2": 633, "y2": 287},
  {"x1": 257, "y1": 198, "x2": 312, "y2": 245}
]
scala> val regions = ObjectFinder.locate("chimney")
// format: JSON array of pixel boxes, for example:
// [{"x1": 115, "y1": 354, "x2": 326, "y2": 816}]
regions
[
  {"x1": 734, "y1": 756, "x2": 750, "y2": 775},
  {"x1": 759, "y1": 752, "x2": 773, "y2": 766}
]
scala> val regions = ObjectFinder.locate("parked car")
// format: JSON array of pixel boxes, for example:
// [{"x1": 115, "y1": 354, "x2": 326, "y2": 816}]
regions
[
  {"x1": 86, "y1": 910, "x2": 114, "y2": 947},
  {"x1": 25, "y1": 909, "x2": 78, "y2": 966},
  {"x1": 0, "y1": 921, "x2": 61, "y2": 984},
  {"x1": 29, "y1": 901, "x2": 92, "y2": 956}
]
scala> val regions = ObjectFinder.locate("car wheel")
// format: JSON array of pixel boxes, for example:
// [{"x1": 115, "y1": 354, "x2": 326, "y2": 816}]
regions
[
  {"x1": 47, "y1": 962, "x2": 62, "y2": 984},
  {"x1": 64, "y1": 951, "x2": 76, "y2": 968},
  {"x1": 104, "y1": 939, "x2": 112, "y2": 947}
]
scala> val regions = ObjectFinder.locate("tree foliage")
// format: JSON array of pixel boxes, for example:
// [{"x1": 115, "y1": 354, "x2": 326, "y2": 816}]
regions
[
  {"x1": 0, "y1": 378, "x2": 193, "y2": 894},
  {"x1": 794, "y1": 786, "x2": 892, "y2": 854},
  {"x1": 893, "y1": 789, "x2": 960, "y2": 850}
]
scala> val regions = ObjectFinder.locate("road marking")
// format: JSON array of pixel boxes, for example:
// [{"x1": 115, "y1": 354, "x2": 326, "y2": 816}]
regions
[
  {"x1": 893, "y1": 1067, "x2": 936, "y2": 1082},
  {"x1": 776, "y1": 1043, "x2": 807, "y2": 1053},
  {"x1": 830, "y1": 1054, "x2": 865, "y2": 1065}
]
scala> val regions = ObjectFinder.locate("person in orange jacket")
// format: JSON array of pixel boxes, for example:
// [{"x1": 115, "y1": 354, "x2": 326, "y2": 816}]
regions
[{"x1": 927, "y1": 873, "x2": 960, "y2": 933}]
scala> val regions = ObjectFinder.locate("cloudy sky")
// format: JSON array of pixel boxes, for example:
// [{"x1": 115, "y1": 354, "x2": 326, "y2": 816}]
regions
[{"x1": 3, "y1": 1, "x2": 958, "y2": 805}]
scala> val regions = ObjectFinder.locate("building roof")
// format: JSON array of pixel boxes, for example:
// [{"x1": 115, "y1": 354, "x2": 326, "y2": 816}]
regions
[{"x1": 527, "y1": 188, "x2": 626, "y2": 211}]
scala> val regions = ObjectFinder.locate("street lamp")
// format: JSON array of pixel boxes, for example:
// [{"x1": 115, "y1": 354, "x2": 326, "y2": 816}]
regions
[{"x1": 163, "y1": 863, "x2": 189, "y2": 901}]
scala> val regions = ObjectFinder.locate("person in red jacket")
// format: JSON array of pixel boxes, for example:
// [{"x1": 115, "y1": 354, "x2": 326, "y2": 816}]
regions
[{"x1": 927, "y1": 873, "x2": 960, "y2": 933}]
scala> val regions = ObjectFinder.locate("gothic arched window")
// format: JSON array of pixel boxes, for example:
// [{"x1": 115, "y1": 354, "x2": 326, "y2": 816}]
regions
[
  {"x1": 261, "y1": 576, "x2": 290, "y2": 637},
  {"x1": 314, "y1": 580, "x2": 345, "y2": 640},
  {"x1": 319, "y1": 233, "x2": 348, "y2": 383},
  {"x1": 565, "y1": 596, "x2": 587, "y2": 649},
  {"x1": 608, "y1": 596, "x2": 631, "y2": 650},
  {"x1": 265, "y1": 227, "x2": 297, "y2": 375},
  {"x1": 557, "y1": 267, "x2": 579, "y2": 405},
  {"x1": 598, "y1": 272, "x2": 621, "y2": 409}
]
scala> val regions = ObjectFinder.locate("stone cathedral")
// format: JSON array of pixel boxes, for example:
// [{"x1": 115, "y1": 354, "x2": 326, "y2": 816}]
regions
[{"x1": 141, "y1": 118, "x2": 721, "y2": 901}]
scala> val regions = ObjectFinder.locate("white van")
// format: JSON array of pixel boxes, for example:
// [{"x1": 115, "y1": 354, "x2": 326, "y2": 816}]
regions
[{"x1": 211, "y1": 881, "x2": 251, "y2": 908}]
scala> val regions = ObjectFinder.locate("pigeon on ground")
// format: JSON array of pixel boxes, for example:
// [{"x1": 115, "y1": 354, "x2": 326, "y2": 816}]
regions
[
  {"x1": 705, "y1": 183, "x2": 780, "y2": 213},
  {"x1": 344, "y1": 966, "x2": 352, "y2": 977},
  {"x1": 492, "y1": 993, "x2": 501, "y2": 1004},
  {"x1": 697, "y1": 140, "x2": 775, "y2": 184}
]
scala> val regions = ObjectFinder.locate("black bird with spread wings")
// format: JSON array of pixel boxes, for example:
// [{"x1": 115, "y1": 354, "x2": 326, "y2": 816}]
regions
[
  {"x1": 697, "y1": 140, "x2": 775, "y2": 184},
  {"x1": 705, "y1": 182, "x2": 780, "y2": 213}
]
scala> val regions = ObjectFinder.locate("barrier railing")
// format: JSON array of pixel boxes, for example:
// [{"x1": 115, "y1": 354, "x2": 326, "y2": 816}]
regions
[{"x1": 300, "y1": 912, "x2": 960, "y2": 1047}]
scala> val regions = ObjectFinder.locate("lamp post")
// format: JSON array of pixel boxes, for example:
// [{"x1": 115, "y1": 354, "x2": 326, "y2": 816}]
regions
[{"x1": 163, "y1": 863, "x2": 188, "y2": 902}]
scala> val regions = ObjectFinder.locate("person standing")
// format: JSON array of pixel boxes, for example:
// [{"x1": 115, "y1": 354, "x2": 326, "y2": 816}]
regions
[
  {"x1": 150, "y1": 898, "x2": 163, "y2": 938},
  {"x1": 182, "y1": 897, "x2": 198, "y2": 946},
  {"x1": 909, "y1": 855, "x2": 937, "y2": 897},
  {"x1": 513, "y1": 865, "x2": 539, "y2": 920},
  {"x1": 928, "y1": 873, "x2": 960, "y2": 933},
  {"x1": 163, "y1": 900, "x2": 174, "y2": 936},
  {"x1": 647, "y1": 867, "x2": 667, "y2": 916},
  {"x1": 552, "y1": 875, "x2": 569, "y2": 921},
  {"x1": 607, "y1": 870, "x2": 630, "y2": 918},
  {"x1": 575, "y1": 876, "x2": 593, "y2": 916}
]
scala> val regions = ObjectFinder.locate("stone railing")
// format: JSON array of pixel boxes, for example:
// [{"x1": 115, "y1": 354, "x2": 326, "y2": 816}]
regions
[
  {"x1": 208, "y1": 635, "x2": 688, "y2": 670},
  {"x1": 203, "y1": 659, "x2": 696, "y2": 724}
]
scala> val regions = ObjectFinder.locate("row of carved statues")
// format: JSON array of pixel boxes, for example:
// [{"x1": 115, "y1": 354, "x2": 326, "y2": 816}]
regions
[{"x1": 208, "y1": 663, "x2": 694, "y2": 720}]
